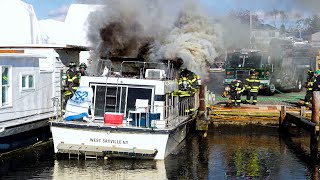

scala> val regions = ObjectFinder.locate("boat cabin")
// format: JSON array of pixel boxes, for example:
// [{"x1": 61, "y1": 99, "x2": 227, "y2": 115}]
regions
[{"x1": 79, "y1": 57, "x2": 198, "y2": 128}]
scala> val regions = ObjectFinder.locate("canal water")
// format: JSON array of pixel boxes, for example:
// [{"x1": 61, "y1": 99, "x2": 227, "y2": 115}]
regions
[{"x1": 0, "y1": 125, "x2": 318, "y2": 180}]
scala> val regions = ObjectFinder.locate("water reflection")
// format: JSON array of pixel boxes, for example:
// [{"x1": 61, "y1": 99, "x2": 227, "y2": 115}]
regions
[
  {"x1": 1, "y1": 125, "x2": 320, "y2": 180},
  {"x1": 53, "y1": 159, "x2": 166, "y2": 180}
]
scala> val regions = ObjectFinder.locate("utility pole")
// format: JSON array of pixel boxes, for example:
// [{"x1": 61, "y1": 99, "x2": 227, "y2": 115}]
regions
[{"x1": 249, "y1": 10, "x2": 253, "y2": 48}]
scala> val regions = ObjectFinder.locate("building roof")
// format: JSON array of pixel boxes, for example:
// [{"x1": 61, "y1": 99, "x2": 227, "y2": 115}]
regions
[
  {"x1": 253, "y1": 24, "x2": 278, "y2": 31},
  {"x1": 0, "y1": 44, "x2": 89, "y2": 51},
  {"x1": 312, "y1": 31, "x2": 320, "y2": 42},
  {"x1": 0, "y1": 0, "x2": 48, "y2": 44}
]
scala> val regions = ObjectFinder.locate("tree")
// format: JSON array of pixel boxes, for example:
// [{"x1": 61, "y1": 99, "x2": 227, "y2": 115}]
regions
[
  {"x1": 306, "y1": 14, "x2": 320, "y2": 33},
  {"x1": 229, "y1": 9, "x2": 263, "y2": 26},
  {"x1": 279, "y1": 24, "x2": 286, "y2": 37},
  {"x1": 279, "y1": 11, "x2": 289, "y2": 26},
  {"x1": 221, "y1": 9, "x2": 264, "y2": 49},
  {"x1": 266, "y1": 9, "x2": 280, "y2": 28},
  {"x1": 291, "y1": 14, "x2": 320, "y2": 38}
]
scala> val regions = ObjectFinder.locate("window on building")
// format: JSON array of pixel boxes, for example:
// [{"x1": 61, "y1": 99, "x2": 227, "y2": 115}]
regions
[
  {"x1": 254, "y1": 31, "x2": 261, "y2": 37},
  {"x1": 1, "y1": 66, "x2": 12, "y2": 107},
  {"x1": 269, "y1": 31, "x2": 276, "y2": 37},
  {"x1": 21, "y1": 74, "x2": 35, "y2": 90}
]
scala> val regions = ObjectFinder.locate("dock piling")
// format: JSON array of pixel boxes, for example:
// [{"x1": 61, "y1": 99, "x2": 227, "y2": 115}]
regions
[
  {"x1": 312, "y1": 91, "x2": 320, "y2": 127},
  {"x1": 196, "y1": 85, "x2": 209, "y2": 135},
  {"x1": 279, "y1": 105, "x2": 286, "y2": 126},
  {"x1": 312, "y1": 91, "x2": 320, "y2": 136},
  {"x1": 300, "y1": 106, "x2": 306, "y2": 117}
]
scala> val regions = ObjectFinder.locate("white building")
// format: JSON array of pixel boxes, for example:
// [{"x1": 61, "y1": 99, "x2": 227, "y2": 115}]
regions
[
  {"x1": 252, "y1": 24, "x2": 280, "y2": 50},
  {"x1": 0, "y1": 0, "x2": 89, "y2": 152}
]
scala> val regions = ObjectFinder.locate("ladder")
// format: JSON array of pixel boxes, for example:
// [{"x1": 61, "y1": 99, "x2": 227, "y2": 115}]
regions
[{"x1": 102, "y1": 59, "x2": 121, "y2": 113}]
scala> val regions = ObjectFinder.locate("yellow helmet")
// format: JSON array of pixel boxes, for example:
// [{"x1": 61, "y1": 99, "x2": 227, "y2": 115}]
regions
[{"x1": 68, "y1": 62, "x2": 76, "y2": 67}]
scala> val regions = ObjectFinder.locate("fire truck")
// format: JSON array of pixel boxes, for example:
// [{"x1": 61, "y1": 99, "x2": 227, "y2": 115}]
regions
[
  {"x1": 224, "y1": 39, "x2": 313, "y2": 95},
  {"x1": 268, "y1": 38, "x2": 313, "y2": 94},
  {"x1": 224, "y1": 49, "x2": 275, "y2": 95}
]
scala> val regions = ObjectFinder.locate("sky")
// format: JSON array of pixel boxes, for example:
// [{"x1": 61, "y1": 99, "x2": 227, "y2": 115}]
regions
[{"x1": 23, "y1": 0, "x2": 318, "y2": 23}]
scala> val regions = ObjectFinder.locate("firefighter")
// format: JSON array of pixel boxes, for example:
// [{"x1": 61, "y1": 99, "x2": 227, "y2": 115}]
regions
[
  {"x1": 222, "y1": 79, "x2": 245, "y2": 107},
  {"x1": 65, "y1": 62, "x2": 80, "y2": 101},
  {"x1": 245, "y1": 69, "x2": 260, "y2": 105},
  {"x1": 79, "y1": 62, "x2": 88, "y2": 76},
  {"x1": 178, "y1": 68, "x2": 201, "y2": 94},
  {"x1": 304, "y1": 70, "x2": 315, "y2": 106},
  {"x1": 313, "y1": 70, "x2": 320, "y2": 91},
  {"x1": 233, "y1": 79, "x2": 245, "y2": 107},
  {"x1": 189, "y1": 71, "x2": 201, "y2": 92},
  {"x1": 178, "y1": 76, "x2": 192, "y2": 97},
  {"x1": 174, "y1": 68, "x2": 195, "y2": 114}
]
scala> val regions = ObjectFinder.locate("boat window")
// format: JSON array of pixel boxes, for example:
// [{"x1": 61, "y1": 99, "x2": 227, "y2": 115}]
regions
[
  {"x1": 126, "y1": 87, "x2": 152, "y2": 114},
  {"x1": 93, "y1": 85, "x2": 125, "y2": 117}
]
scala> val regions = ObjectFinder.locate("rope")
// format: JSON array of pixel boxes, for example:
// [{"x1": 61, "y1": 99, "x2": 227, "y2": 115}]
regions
[
  {"x1": 263, "y1": 83, "x2": 304, "y2": 100},
  {"x1": 0, "y1": 107, "x2": 53, "y2": 115},
  {"x1": 4, "y1": 80, "x2": 60, "y2": 106}
]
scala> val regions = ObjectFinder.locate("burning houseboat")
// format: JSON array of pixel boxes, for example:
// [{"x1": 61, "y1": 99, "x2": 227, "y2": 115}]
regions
[
  {"x1": 49, "y1": 0, "x2": 220, "y2": 160},
  {"x1": 50, "y1": 56, "x2": 213, "y2": 160}
]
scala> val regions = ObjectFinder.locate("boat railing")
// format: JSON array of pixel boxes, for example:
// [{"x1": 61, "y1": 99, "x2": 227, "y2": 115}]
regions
[
  {"x1": 138, "y1": 96, "x2": 195, "y2": 128},
  {"x1": 120, "y1": 61, "x2": 174, "y2": 80},
  {"x1": 165, "y1": 97, "x2": 195, "y2": 128},
  {"x1": 51, "y1": 96, "x2": 196, "y2": 129}
]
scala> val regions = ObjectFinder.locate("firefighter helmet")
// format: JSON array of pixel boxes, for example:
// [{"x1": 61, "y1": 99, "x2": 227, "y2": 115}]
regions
[
  {"x1": 80, "y1": 63, "x2": 87, "y2": 69},
  {"x1": 180, "y1": 68, "x2": 189, "y2": 76},
  {"x1": 68, "y1": 62, "x2": 76, "y2": 67},
  {"x1": 307, "y1": 69, "x2": 314, "y2": 75},
  {"x1": 250, "y1": 68, "x2": 256, "y2": 75}
]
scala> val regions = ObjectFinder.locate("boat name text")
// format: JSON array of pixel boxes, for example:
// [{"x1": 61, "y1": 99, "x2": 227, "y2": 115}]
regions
[{"x1": 90, "y1": 138, "x2": 128, "y2": 144}]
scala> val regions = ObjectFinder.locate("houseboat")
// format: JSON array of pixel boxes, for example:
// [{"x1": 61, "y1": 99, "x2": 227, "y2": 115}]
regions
[
  {"x1": 50, "y1": 58, "x2": 213, "y2": 160},
  {"x1": 0, "y1": 44, "x2": 88, "y2": 153}
]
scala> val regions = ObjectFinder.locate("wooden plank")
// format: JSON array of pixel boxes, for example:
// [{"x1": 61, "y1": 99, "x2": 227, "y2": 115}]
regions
[
  {"x1": 285, "y1": 113, "x2": 315, "y2": 132},
  {"x1": 212, "y1": 111, "x2": 280, "y2": 117}
]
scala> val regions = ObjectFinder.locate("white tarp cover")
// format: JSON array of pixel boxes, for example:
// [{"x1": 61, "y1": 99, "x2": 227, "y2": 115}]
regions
[
  {"x1": 39, "y1": 4, "x2": 102, "y2": 46},
  {"x1": 64, "y1": 86, "x2": 93, "y2": 121},
  {"x1": 0, "y1": 0, "x2": 48, "y2": 44}
]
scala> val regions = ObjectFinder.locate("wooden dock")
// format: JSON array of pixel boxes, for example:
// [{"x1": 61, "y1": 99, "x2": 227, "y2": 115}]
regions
[
  {"x1": 210, "y1": 103, "x2": 311, "y2": 125},
  {"x1": 210, "y1": 91, "x2": 320, "y2": 141}
]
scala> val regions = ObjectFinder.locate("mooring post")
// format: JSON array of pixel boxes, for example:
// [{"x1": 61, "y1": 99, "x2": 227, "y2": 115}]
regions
[
  {"x1": 199, "y1": 85, "x2": 206, "y2": 115},
  {"x1": 196, "y1": 85, "x2": 209, "y2": 136},
  {"x1": 312, "y1": 91, "x2": 320, "y2": 135},
  {"x1": 279, "y1": 105, "x2": 286, "y2": 127},
  {"x1": 300, "y1": 106, "x2": 306, "y2": 117}
]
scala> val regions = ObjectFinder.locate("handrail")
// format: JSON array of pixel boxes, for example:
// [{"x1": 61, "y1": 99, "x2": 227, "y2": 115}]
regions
[
  {"x1": 126, "y1": 96, "x2": 196, "y2": 128},
  {"x1": 120, "y1": 61, "x2": 169, "y2": 79},
  {"x1": 53, "y1": 96, "x2": 197, "y2": 129}
]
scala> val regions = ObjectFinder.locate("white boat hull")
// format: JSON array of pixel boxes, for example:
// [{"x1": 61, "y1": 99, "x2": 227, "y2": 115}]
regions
[{"x1": 51, "y1": 122, "x2": 189, "y2": 160}]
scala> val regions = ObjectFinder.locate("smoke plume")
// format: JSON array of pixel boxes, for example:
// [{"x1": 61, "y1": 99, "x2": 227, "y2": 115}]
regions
[
  {"x1": 148, "y1": 0, "x2": 223, "y2": 77},
  {"x1": 86, "y1": 0, "x2": 223, "y2": 77}
]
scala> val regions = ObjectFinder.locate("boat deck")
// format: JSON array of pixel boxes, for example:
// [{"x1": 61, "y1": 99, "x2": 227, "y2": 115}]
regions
[
  {"x1": 57, "y1": 143, "x2": 158, "y2": 159},
  {"x1": 50, "y1": 115, "x2": 192, "y2": 133}
]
